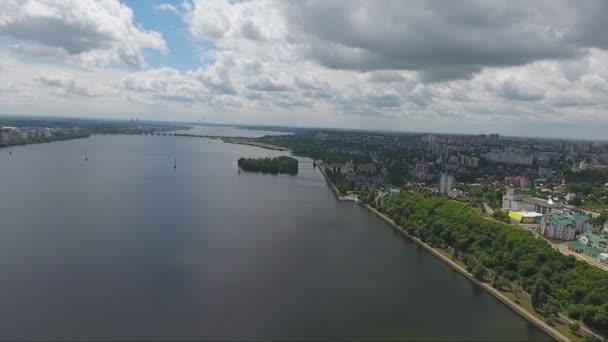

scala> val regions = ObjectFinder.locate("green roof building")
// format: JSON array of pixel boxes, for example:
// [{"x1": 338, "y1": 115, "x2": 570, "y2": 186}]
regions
[
  {"x1": 579, "y1": 231, "x2": 608, "y2": 253},
  {"x1": 540, "y1": 211, "x2": 591, "y2": 241}
]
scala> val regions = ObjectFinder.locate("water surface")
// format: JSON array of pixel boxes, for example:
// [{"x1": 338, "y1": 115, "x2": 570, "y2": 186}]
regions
[{"x1": 0, "y1": 133, "x2": 549, "y2": 340}]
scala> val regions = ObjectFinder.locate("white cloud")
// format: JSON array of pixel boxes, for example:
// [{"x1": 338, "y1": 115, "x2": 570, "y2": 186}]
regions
[
  {"x1": 0, "y1": 0, "x2": 167, "y2": 68},
  {"x1": 1, "y1": 0, "x2": 608, "y2": 138},
  {"x1": 153, "y1": 3, "x2": 180, "y2": 15}
]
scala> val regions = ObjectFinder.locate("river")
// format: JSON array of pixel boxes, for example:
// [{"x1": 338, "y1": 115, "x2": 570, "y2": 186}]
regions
[{"x1": 0, "y1": 129, "x2": 550, "y2": 340}]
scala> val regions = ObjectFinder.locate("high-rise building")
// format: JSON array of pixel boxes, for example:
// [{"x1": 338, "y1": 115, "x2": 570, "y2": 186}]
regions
[
  {"x1": 488, "y1": 134, "x2": 500, "y2": 145},
  {"x1": 439, "y1": 173, "x2": 455, "y2": 194},
  {"x1": 414, "y1": 162, "x2": 430, "y2": 180}
]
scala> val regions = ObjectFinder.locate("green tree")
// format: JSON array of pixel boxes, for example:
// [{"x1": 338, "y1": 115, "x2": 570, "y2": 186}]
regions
[{"x1": 472, "y1": 263, "x2": 486, "y2": 280}]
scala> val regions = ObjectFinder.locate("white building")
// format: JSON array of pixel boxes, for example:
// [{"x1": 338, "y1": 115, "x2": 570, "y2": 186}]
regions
[
  {"x1": 502, "y1": 188, "x2": 564, "y2": 214},
  {"x1": 439, "y1": 173, "x2": 455, "y2": 194},
  {"x1": 502, "y1": 188, "x2": 533, "y2": 211}
]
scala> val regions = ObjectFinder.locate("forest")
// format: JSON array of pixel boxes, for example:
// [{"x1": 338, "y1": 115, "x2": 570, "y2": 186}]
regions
[
  {"x1": 237, "y1": 156, "x2": 298, "y2": 175},
  {"x1": 374, "y1": 192, "x2": 608, "y2": 333}
]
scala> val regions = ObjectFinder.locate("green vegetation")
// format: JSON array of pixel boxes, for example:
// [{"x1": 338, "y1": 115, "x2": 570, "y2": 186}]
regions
[
  {"x1": 565, "y1": 169, "x2": 608, "y2": 210},
  {"x1": 325, "y1": 166, "x2": 355, "y2": 194},
  {"x1": 466, "y1": 184, "x2": 504, "y2": 209},
  {"x1": 0, "y1": 132, "x2": 90, "y2": 148},
  {"x1": 237, "y1": 156, "x2": 298, "y2": 175},
  {"x1": 376, "y1": 192, "x2": 608, "y2": 333}
]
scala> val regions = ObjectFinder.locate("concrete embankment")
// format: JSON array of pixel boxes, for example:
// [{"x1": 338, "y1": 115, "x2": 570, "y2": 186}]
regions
[
  {"x1": 316, "y1": 164, "x2": 341, "y2": 197},
  {"x1": 363, "y1": 203, "x2": 570, "y2": 342}
]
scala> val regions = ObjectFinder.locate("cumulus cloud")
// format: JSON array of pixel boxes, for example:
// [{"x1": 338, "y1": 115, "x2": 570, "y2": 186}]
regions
[
  {"x1": 0, "y1": 0, "x2": 167, "y2": 68},
  {"x1": 2, "y1": 0, "x2": 608, "y2": 138},
  {"x1": 247, "y1": 75, "x2": 290, "y2": 92},
  {"x1": 281, "y1": 1, "x2": 607, "y2": 80},
  {"x1": 495, "y1": 79, "x2": 546, "y2": 101},
  {"x1": 35, "y1": 74, "x2": 105, "y2": 97}
]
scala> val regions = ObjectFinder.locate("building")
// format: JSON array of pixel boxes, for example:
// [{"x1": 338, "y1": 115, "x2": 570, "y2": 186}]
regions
[
  {"x1": 503, "y1": 189, "x2": 565, "y2": 214},
  {"x1": 19, "y1": 130, "x2": 29, "y2": 140},
  {"x1": 488, "y1": 134, "x2": 500, "y2": 145},
  {"x1": 522, "y1": 197, "x2": 563, "y2": 214},
  {"x1": 578, "y1": 231, "x2": 608, "y2": 253},
  {"x1": 540, "y1": 211, "x2": 591, "y2": 241},
  {"x1": 0, "y1": 127, "x2": 17, "y2": 143},
  {"x1": 538, "y1": 166, "x2": 553, "y2": 178},
  {"x1": 484, "y1": 149, "x2": 534, "y2": 166},
  {"x1": 569, "y1": 231, "x2": 608, "y2": 262},
  {"x1": 438, "y1": 173, "x2": 455, "y2": 194},
  {"x1": 508, "y1": 211, "x2": 543, "y2": 224},
  {"x1": 505, "y1": 176, "x2": 530, "y2": 190},
  {"x1": 502, "y1": 188, "x2": 531, "y2": 210},
  {"x1": 414, "y1": 162, "x2": 431, "y2": 180}
]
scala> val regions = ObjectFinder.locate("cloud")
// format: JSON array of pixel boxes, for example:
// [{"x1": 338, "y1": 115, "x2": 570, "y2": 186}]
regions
[
  {"x1": 247, "y1": 75, "x2": 290, "y2": 92},
  {"x1": 2, "y1": 0, "x2": 608, "y2": 139},
  {"x1": 365, "y1": 70, "x2": 406, "y2": 83},
  {"x1": 193, "y1": 52, "x2": 238, "y2": 95},
  {"x1": 153, "y1": 3, "x2": 180, "y2": 15},
  {"x1": 240, "y1": 20, "x2": 264, "y2": 41},
  {"x1": 495, "y1": 79, "x2": 546, "y2": 101},
  {"x1": 35, "y1": 74, "x2": 103, "y2": 97},
  {"x1": 0, "y1": 0, "x2": 167, "y2": 68},
  {"x1": 281, "y1": 1, "x2": 607, "y2": 81}
]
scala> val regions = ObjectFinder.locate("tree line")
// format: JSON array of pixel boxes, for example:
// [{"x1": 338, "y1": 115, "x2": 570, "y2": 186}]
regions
[
  {"x1": 374, "y1": 192, "x2": 608, "y2": 333},
  {"x1": 237, "y1": 156, "x2": 298, "y2": 175}
]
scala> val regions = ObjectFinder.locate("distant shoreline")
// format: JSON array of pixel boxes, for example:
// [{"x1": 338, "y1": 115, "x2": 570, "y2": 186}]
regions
[
  {"x1": 0, "y1": 134, "x2": 90, "y2": 150},
  {"x1": 221, "y1": 138, "x2": 289, "y2": 151},
  {"x1": 171, "y1": 133, "x2": 290, "y2": 151}
]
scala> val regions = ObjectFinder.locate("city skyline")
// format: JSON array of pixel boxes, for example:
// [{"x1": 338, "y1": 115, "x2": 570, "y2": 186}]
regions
[{"x1": 1, "y1": 1, "x2": 608, "y2": 139}]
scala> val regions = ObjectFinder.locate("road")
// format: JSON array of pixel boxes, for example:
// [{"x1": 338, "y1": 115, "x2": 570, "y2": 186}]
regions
[{"x1": 554, "y1": 243, "x2": 608, "y2": 271}]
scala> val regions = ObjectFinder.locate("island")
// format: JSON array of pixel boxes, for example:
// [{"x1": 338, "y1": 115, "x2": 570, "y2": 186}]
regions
[{"x1": 237, "y1": 156, "x2": 298, "y2": 175}]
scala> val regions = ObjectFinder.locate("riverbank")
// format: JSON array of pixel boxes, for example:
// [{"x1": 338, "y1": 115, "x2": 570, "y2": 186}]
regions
[
  {"x1": 316, "y1": 163, "x2": 341, "y2": 196},
  {"x1": 172, "y1": 133, "x2": 290, "y2": 151},
  {"x1": 363, "y1": 203, "x2": 570, "y2": 342},
  {"x1": 311, "y1": 166, "x2": 569, "y2": 340},
  {"x1": 0, "y1": 134, "x2": 90, "y2": 150},
  {"x1": 221, "y1": 138, "x2": 290, "y2": 151}
]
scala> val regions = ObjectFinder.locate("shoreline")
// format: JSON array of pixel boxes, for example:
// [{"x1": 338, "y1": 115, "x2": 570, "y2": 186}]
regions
[
  {"x1": 221, "y1": 139, "x2": 290, "y2": 151},
  {"x1": 0, "y1": 135, "x2": 90, "y2": 149},
  {"x1": 172, "y1": 133, "x2": 290, "y2": 151},
  {"x1": 312, "y1": 164, "x2": 569, "y2": 341},
  {"x1": 363, "y1": 204, "x2": 569, "y2": 342},
  {"x1": 316, "y1": 163, "x2": 341, "y2": 196}
]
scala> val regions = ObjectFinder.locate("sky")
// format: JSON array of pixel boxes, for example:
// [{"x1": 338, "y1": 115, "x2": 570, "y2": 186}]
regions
[{"x1": 1, "y1": 1, "x2": 608, "y2": 139}]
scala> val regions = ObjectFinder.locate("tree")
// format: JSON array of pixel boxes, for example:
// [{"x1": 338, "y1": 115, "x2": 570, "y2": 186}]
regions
[
  {"x1": 569, "y1": 322, "x2": 580, "y2": 333},
  {"x1": 569, "y1": 196, "x2": 583, "y2": 206},
  {"x1": 531, "y1": 279, "x2": 549, "y2": 311},
  {"x1": 472, "y1": 263, "x2": 486, "y2": 280}
]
